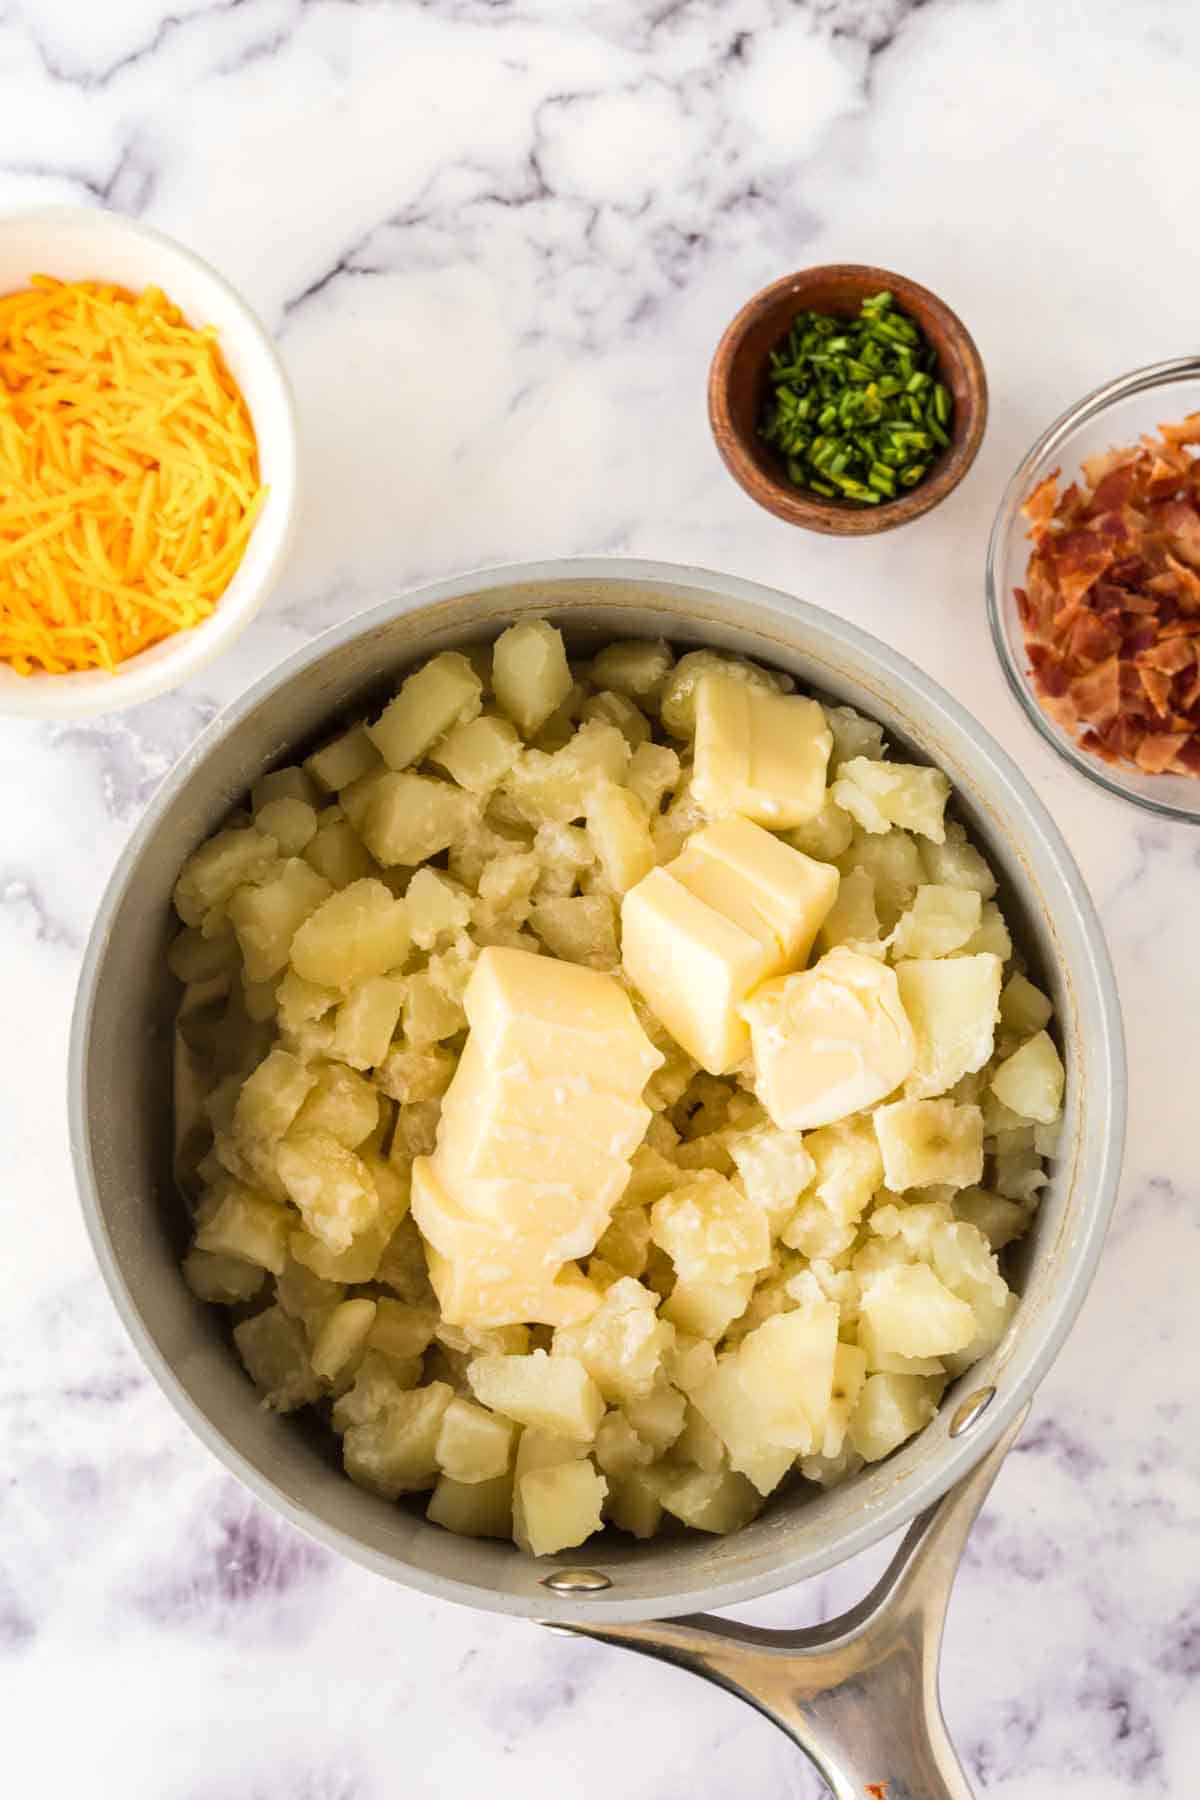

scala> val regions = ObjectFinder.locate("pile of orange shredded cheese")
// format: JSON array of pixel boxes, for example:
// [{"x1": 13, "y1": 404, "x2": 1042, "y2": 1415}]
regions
[{"x1": 0, "y1": 276, "x2": 266, "y2": 676}]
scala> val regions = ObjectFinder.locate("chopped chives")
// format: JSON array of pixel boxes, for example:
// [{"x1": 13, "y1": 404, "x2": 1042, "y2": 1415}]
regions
[{"x1": 761, "y1": 290, "x2": 953, "y2": 506}]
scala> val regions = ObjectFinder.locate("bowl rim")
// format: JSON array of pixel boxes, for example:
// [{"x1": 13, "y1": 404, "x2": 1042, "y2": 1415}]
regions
[
  {"x1": 985, "y1": 352, "x2": 1200, "y2": 824},
  {"x1": 708, "y1": 262, "x2": 988, "y2": 537},
  {"x1": 0, "y1": 203, "x2": 300, "y2": 719},
  {"x1": 69, "y1": 555, "x2": 1126, "y2": 1621}
]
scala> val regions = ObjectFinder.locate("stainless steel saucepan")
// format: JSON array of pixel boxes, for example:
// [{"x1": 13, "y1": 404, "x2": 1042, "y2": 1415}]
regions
[{"x1": 70, "y1": 559, "x2": 1125, "y2": 1798}]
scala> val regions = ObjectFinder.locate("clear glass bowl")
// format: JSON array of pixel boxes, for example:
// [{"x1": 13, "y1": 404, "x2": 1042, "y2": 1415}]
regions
[{"x1": 986, "y1": 355, "x2": 1200, "y2": 823}]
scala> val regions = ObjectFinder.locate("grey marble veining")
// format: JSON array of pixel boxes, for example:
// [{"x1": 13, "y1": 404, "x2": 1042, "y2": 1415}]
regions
[{"x1": 3, "y1": 1, "x2": 1200, "y2": 1794}]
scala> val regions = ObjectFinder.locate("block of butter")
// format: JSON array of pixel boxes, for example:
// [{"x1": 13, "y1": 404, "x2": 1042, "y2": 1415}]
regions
[
  {"x1": 692, "y1": 672, "x2": 833, "y2": 828},
  {"x1": 416, "y1": 947, "x2": 661, "y2": 1327},
  {"x1": 411, "y1": 1157, "x2": 602, "y2": 1327},
  {"x1": 621, "y1": 817, "x2": 840, "y2": 1074},
  {"x1": 740, "y1": 945, "x2": 916, "y2": 1131}
]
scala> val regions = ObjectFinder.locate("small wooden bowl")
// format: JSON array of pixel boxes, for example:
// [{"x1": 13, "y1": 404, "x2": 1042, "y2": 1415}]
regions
[{"x1": 708, "y1": 264, "x2": 988, "y2": 535}]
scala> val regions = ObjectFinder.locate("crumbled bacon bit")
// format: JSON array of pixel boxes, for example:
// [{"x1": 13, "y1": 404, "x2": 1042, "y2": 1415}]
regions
[{"x1": 1018, "y1": 412, "x2": 1200, "y2": 778}]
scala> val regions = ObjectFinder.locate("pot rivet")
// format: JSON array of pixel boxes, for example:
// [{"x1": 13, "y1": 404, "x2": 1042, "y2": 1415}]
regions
[
  {"x1": 541, "y1": 1568, "x2": 613, "y2": 1594},
  {"x1": 949, "y1": 1386, "x2": 996, "y2": 1438}
]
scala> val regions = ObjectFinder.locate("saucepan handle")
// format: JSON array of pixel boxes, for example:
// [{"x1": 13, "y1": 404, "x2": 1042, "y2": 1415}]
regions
[{"x1": 550, "y1": 1404, "x2": 1029, "y2": 1800}]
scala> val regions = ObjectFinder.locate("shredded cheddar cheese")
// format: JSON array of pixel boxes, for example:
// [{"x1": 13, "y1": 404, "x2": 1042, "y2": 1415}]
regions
[{"x1": 0, "y1": 276, "x2": 266, "y2": 676}]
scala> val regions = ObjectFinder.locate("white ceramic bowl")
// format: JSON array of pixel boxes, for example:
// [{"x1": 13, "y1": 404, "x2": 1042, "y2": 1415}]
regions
[{"x1": 0, "y1": 205, "x2": 299, "y2": 718}]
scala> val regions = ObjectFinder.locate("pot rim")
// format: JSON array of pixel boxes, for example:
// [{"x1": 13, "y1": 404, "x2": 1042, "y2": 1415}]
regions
[{"x1": 69, "y1": 555, "x2": 1126, "y2": 1620}]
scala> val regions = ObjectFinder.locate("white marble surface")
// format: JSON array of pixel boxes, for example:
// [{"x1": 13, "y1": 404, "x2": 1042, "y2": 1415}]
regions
[{"x1": 3, "y1": 1, "x2": 1200, "y2": 1793}]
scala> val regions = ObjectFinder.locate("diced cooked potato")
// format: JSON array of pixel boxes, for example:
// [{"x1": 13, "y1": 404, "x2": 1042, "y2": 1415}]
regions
[
  {"x1": 781, "y1": 1117, "x2": 882, "y2": 1258},
  {"x1": 604, "y1": 1465, "x2": 667, "y2": 1539},
  {"x1": 817, "y1": 866, "x2": 881, "y2": 954},
  {"x1": 233, "y1": 1305, "x2": 321, "y2": 1411},
  {"x1": 504, "y1": 721, "x2": 631, "y2": 826},
  {"x1": 593, "y1": 1203, "x2": 652, "y2": 1279},
  {"x1": 332, "y1": 975, "x2": 405, "y2": 1070},
  {"x1": 874, "y1": 1098, "x2": 984, "y2": 1192},
  {"x1": 182, "y1": 1244, "x2": 267, "y2": 1305},
  {"x1": 890, "y1": 885, "x2": 982, "y2": 959},
  {"x1": 517, "y1": 1459, "x2": 608, "y2": 1557},
  {"x1": 662, "y1": 1274, "x2": 753, "y2": 1341},
  {"x1": 368, "y1": 1297, "x2": 438, "y2": 1363},
  {"x1": 659, "y1": 650, "x2": 788, "y2": 739},
  {"x1": 554, "y1": 1278, "x2": 674, "y2": 1402},
  {"x1": 168, "y1": 924, "x2": 240, "y2": 985},
  {"x1": 920, "y1": 822, "x2": 997, "y2": 898},
  {"x1": 375, "y1": 1043, "x2": 456, "y2": 1104},
  {"x1": 310, "y1": 1297, "x2": 378, "y2": 1383},
  {"x1": 858, "y1": 1264, "x2": 976, "y2": 1360},
  {"x1": 252, "y1": 765, "x2": 320, "y2": 814},
  {"x1": 824, "y1": 703, "x2": 885, "y2": 767},
  {"x1": 621, "y1": 1380, "x2": 687, "y2": 1453},
  {"x1": 276, "y1": 1132, "x2": 379, "y2": 1252},
  {"x1": 832, "y1": 757, "x2": 950, "y2": 843},
  {"x1": 292, "y1": 1062, "x2": 379, "y2": 1146},
  {"x1": 529, "y1": 894, "x2": 619, "y2": 968},
  {"x1": 431, "y1": 713, "x2": 523, "y2": 793},
  {"x1": 290, "y1": 879, "x2": 411, "y2": 991},
  {"x1": 999, "y1": 973, "x2": 1054, "y2": 1037},
  {"x1": 305, "y1": 723, "x2": 382, "y2": 794},
  {"x1": 589, "y1": 638, "x2": 674, "y2": 703},
  {"x1": 253, "y1": 797, "x2": 317, "y2": 857},
  {"x1": 405, "y1": 868, "x2": 472, "y2": 949},
  {"x1": 960, "y1": 901, "x2": 1012, "y2": 961},
  {"x1": 661, "y1": 1464, "x2": 763, "y2": 1533},
  {"x1": 358, "y1": 771, "x2": 481, "y2": 868},
  {"x1": 840, "y1": 828, "x2": 924, "y2": 928},
  {"x1": 784, "y1": 793, "x2": 855, "y2": 862},
  {"x1": 651, "y1": 1171, "x2": 771, "y2": 1284},
  {"x1": 194, "y1": 1186, "x2": 292, "y2": 1275},
  {"x1": 427, "y1": 1470, "x2": 514, "y2": 1538},
  {"x1": 626, "y1": 741, "x2": 681, "y2": 816},
  {"x1": 174, "y1": 827, "x2": 280, "y2": 928},
  {"x1": 735, "y1": 1301, "x2": 839, "y2": 1452},
  {"x1": 435, "y1": 1396, "x2": 516, "y2": 1482},
  {"x1": 954, "y1": 1186, "x2": 1029, "y2": 1252},
  {"x1": 491, "y1": 620, "x2": 573, "y2": 737},
  {"x1": 990, "y1": 1031, "x2": 1065, "y2": 1125},
  {"x1": 467, "y1": 1350, "x2": 604, "y2": 1440},
  {"x1": 593, "y1": 1410, "x2": 654, "y2": 1479},
  {"x1": 581, "y1": 690, "x2": 652, "y2": 749},
  {"x1": 848, "y1": 1371, "x2": 942, "y2": 1462},
  {"x1": 368, "y1": 653, "x2": 483, "y2": 770},
  {"x1": 727, "y1": 1127, "x2": 815, "y2": 1236},
  {"x1": 227, "y1": 859, "x2": 333, "y2": 982},
  {"x1": 233, "y1": 1048, "x2": 317, "y2": 1145},
  {"x1": 896, "y1": 954, "x2": 1002, "y2": 1098},
  {"x1": 402, "y1": 969, "x2": 466, "y2": 1046},
  {"x1": 302, "y1": 815, "x2": 378, "y2": 889},
  {"x1": 821, "y1": 1342, "x2": 868, "y2": 1458},
  {"x1": 587, "y1": 782, "x2": 655, "y2": 893},
  {"x1": 530, "y1": 680, "x2": 591, "y2": 753},
  {"x1": 689, "y1": 1356, "x2": 793, "y2": 1494},
  {"x1": 342, "y1": 1382, "x2": 454, "y2": 1497}
]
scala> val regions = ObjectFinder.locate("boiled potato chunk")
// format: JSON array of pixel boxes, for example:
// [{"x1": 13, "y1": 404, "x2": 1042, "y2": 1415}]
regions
[
  {"x1": 832, "y1": 757, "x2": 950, "y2": 843},
  {"x1": 553, "y1": 1277, "x2": 674, "y2": 1402},
  {"x1": 174, "y1": 826, "x2": 279, "y2": 928},
  {"x1": 275, "y1": 1132, "x2": 379, "y2": 1252},
  {"x1": 587, "y1": 782, "x2": 655, "y2": 893},
  {"x1": 848, "y1": 1371, "x2": 943, "y2": 1462},
  {"x1": 405, "y1": 868, "x2": 473, "y2": 949},
  {"x1": 821, "y1": 1342, "x2": 868, "y2": 1459},
  {"x1": 358, "y1": 772, "x2": 480, "y2": 868},
  {"x1": 690, "y1": 1357, "x2": 793, "y2": 1494},
  {"x1": 305, "y1": 723, "x2": 381, "y2": 794},
  {"x1": 182, "y1": 1246, "x2": 266, "y2": 1305},
  {"x1": 233, "y1": 1048, "x2": 317, "y2": 1145},
  {"x1": 999, "y1": 973, "x2": 1053, "y2": 1037},
  {"x1": 626, "y1": 741, "x2": 681, "y2": 815},
  {"x1": 227, "y1": 859, "x2": 333, "y2": 982},
  {"x1": 253, "y1": 797, "x2": 317, "y2": 856},
  {"x1": 290, "y1": 879, "x2": 411, "y2": 991},
  {"x1": 990, "y1": 1031, "x2": 1065, "y2": 1125},
  {"x1": 659, "y1": 1465, "x2": 763, "y2": 1534},
  {"x1": 504, "y1": 721, "x2": 631, "y2": 826},
  {"x1": 589, "y1": 638, "x2": 674, "y2": 703},
  {"x1": 342, "y1": 1381, "x2": 454, "y2": 1497},
  {"x1": 662, "y1": 1274, "x2": 753, "y2": 1341},
  {"x1": 734, "y1": 1301, "x2": 839, "y2": 1453},
  {"x1": 858, "y1": 1265, "x2": 976, "y2": 1360},
  {"x1": 292, "y1": 1062, "x2": 379, "y2": 1146},
  {"x1": 896, "y1": 954, "x2": 1002, "y2": 1099},
  {"x1": 303, "y1": 815, "x2": 378, "y2": 889},
  {"x1": 233, "y1": 1305, "x2": 321, "y2": 1411},
  {"x1": 727, "y1": 1127, "x2": 815, "y2": 1236},
  {"x1": 920, "y1": 822, "x2": 997, "y2": 898},
  {"x1": 368, "y1": 652, "x2": 482, "y2": 770},
  {"x1": 492, "y1": 620, "x2": 573, "y2": 737},
  {"x1": 605, "y1": 1466, "x2": 667, "y2": 1539},
  {"x1": 517, "y1": 1459, "x2": 608, "y2": 1556},
  {"x1": 432, "y1": 713, "x2": 523, "y2": 793},
  {"x1": 332, "y1": 975, "x2": 405, "y2": 1070},
  {"x1": 427, "y1": 1470, "x2": 514, "y2": 1538},
  {"x1": 368, "y1": 1297, "x2": 438, "y2": 1362},
  {"x1": 467, "y1": 1350, "x2": 605, "y2": 1440},
  {"x1": 874, "y1": 1098, "x2": 984, "y2": 1192},
  {"x1": 310, "y1": 1297, "x2": 378, "y2": 1383},
  {"x1": 651, "y1": 1171, "x2": 771, "y2": 1284},
  {"x1": 784, "y1": 793, "x2": 855, "y2": 862},
  {"x1": 194, "y1": 1186, "x2": 292, "y2": 1276},
  {"x1": 435, "y1": 1396, "x2": 516, "y2": 1482},
  {"x1": 890, "y1": 886, "x2": 981, "y2": 959}
]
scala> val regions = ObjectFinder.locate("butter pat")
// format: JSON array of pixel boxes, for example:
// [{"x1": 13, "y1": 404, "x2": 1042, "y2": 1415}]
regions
[
  {"x1": 692, "y1": 673, "x2": 832, "y2": 827},
  {"x1": 464, "y1": 945, "x2": 663, "y2": 1088},
  {"x1": 621, "y1": 818, "x2": 839, "y2": 1074},
  {"x1": 741, "y1": 946, "x2": 916, "y2": 1131}
]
